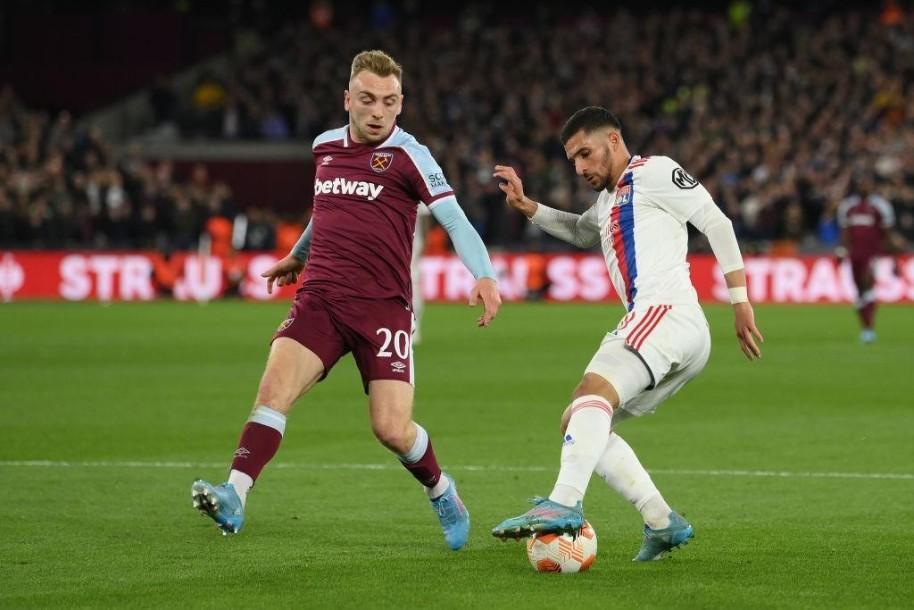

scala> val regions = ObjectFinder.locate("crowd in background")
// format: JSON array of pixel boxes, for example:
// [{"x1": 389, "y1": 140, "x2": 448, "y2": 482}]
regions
[
  {"x1": 0, "y1": 85, "x2": 303, "y2": 253},
  {"x1": 3, "y1": 2, "x2": 914, "y2": 254}
]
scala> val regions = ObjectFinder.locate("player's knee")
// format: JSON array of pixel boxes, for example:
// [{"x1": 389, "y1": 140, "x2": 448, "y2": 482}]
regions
[
  {"x1": 561, "y1": 374, "x2": 620, "y2": 434},
  {"x1": 254, "y1": 377, "x2": 296, "y2": 414},
  {"x1": 571, "y1": 373, "x2": 620, "y2": 407},
  {"x1": 371, "y1": 418, "x2": 411, "y2": 454}
]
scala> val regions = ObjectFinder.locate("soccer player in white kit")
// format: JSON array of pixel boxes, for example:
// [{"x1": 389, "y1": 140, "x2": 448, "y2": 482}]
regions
[{"x1": 491, "y1": 107, "x2": 764, "y2": 561}]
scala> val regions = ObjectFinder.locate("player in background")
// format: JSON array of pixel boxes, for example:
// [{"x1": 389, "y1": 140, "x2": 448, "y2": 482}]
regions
[
  {"x1": 490, "y1": 107, "x2": 763, "y2": 561},
  {"x1": 835, "y1": 175, "x2": 899, "y2": 343},
  {"x1": 411, "y1": 203, "x2": 431, "y2": 344},
  {"x1": 191, "y1": 50, "x2": 501, "y2": 551}
]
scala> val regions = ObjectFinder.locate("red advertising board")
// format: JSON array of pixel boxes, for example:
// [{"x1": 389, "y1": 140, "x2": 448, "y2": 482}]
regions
[{"x1": 1, "y1": 251, "x2": 913, "y2": 304}]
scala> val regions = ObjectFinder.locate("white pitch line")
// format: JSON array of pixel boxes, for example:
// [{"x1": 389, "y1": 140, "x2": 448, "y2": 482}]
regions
[
  {"x1": 649, "y1": 468, "x2": 914, "y2": 481},
  {"x1": 0, "y1": 460, "x2": 912, "y2": 481}
]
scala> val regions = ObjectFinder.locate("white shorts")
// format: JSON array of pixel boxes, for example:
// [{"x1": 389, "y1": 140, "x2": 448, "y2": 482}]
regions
[{"x1": 584, "y1": 303, "x2": 711, "y2": 418}]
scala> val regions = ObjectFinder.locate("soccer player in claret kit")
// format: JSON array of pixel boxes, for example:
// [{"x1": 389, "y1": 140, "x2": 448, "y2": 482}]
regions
[
  {"x1": 191, "y1": 50, "x2": 502, "y2": 550},
  {"x1": 491, "y1": 107, "x2": 764, "y2": 560},
  {"x1": 835, "y1": 175, "x2": 898, "y2": 343}
]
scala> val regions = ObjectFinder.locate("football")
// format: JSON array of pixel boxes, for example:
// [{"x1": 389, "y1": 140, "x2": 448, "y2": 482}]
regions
[{"x1": 526, "y1": 521, "x2": 597, "y2": 573}]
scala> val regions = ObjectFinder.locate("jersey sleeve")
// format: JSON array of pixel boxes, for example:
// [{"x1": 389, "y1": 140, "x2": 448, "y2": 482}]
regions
[
  {"x1": 836, "y1": 198, "x2": 854, "y2": 228},
  {"x1": 640, "y1": 156, "x2": 715, "y2": 223},
  {"x1": 872, "y1": 195, "x2": 896, "y2": 228},
  {"x1": 400, "y1": 140, "x2": 456, "y2": 206},
  {"x1": 311, "y1": 126, "x2": 347, "y2": 151}
]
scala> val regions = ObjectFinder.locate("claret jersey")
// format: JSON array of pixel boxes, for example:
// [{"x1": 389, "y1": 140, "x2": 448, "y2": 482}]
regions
[
  {"x1": 303, "y1": 125, "x2": 455, "y2": 303},
  {"x1": 837, "y1": 194, "x2": 895, "y2": 258}
]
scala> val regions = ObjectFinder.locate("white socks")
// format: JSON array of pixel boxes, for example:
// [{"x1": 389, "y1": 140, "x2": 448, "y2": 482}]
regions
[
  {"x1": 594, "y1": 433, "x2": 672, "y2": 529},
  {"x1": 548, "y1": 395, "x2": 613, "y2": 507},
  {"x1": 426, "y1": 476, "x2": 450, "y2": 499},
  {"x1": 228, "y1": 470, "x2": 253, "y2": 507}
]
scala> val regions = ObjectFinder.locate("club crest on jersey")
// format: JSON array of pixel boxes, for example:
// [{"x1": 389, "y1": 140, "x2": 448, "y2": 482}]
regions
[
  {"x1": 370, "y1": 151, "x2": 393, "y2": 173},
  {"x1": 615, "y1": 184, "x2": 633, "y2": 206}
]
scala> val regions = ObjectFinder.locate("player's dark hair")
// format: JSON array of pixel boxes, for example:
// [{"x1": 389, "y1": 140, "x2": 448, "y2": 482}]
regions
[{"x1": 560, "y1": 107, "x2": 622, "y2": 145}]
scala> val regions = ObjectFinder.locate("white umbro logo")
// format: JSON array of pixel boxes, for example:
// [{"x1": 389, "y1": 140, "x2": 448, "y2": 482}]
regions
[
  {"x1": 322, "y1": 155, "x2": 333, "y2": 165},
  {"x1": 391, "y1": 361, "x2": 406, "y2": 373},
  {"x1": 233, "y1": 447, "x2": 251, "y2": 459}
]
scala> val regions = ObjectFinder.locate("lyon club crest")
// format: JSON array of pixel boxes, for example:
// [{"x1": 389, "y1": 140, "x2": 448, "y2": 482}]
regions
[
  {"x1": 370, "y1": 151, "x2": 393, "y2": 173},
  {"x1": 615, "y1": 183, "x2": 633, "y2": 206}
]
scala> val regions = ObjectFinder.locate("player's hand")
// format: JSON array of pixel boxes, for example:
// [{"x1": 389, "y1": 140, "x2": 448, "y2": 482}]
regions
[
  {"x1": 493, "y1": 165, "x2": 537, "y2": 218},
  {"x1": 468, "y1": 277, "x2": 501, "y2": 327},
  {"x1": 734, "y1": 302, "x2": 764, "y2": 360},
  {"x1": 261, "y1": 255, "x2": 306, "y2": 294}
]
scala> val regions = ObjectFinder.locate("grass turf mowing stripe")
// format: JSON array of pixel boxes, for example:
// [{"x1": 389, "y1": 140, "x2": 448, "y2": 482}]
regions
[{"x1": 2, "y1": 459, "x2": 912, "y2": 480}]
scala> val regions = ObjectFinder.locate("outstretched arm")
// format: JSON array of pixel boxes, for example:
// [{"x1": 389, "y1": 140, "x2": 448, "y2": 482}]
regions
[
  {"x1": 429, "y1": 198, "x2": 501, "y2": 327},
  {"x1": 261, "y1": 220, "x2": 312, "y2": 294},
  {"x1": 493, "y1": 165, "x2": 600, "y2": 248},
  {"x1": 688, "y1": 200, "x2": 764, "y2": 360},
  {"x1": 289, "y1": 220, "x2": 313, "y2": 262}
]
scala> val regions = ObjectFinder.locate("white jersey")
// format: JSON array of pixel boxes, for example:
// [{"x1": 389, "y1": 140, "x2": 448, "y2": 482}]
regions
[{"x1": 591, "y1": 155, "x2": 715, "y2": 310}]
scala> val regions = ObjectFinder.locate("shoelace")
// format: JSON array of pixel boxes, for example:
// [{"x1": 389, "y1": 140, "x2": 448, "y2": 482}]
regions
[{"x1": 433, "y1": 494, "x2": 459, "y2": 526}]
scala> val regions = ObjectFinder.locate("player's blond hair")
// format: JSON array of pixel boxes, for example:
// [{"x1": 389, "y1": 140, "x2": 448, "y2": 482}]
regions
[{"x1": 350, "y1": 50, "x2": 403, "y2": 86}]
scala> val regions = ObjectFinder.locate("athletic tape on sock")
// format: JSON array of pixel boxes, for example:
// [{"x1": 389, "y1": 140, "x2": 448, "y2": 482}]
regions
[
  {"x1": 400, "y1": 423, "x2": 428, "y2": 464},
  {"x1": 249, "y1": 405, "x2": 287, "y2": 437}
]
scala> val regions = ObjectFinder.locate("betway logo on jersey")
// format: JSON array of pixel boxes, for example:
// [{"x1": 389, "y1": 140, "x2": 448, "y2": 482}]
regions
[{"x1": 314, "y1": 177, "x2": 384, "y2": 201}]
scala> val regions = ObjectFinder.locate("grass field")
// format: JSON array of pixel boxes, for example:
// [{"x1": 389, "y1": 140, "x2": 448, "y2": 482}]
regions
[{"x1": 1, "y1": 301, "x2": 913, "y2": 609}]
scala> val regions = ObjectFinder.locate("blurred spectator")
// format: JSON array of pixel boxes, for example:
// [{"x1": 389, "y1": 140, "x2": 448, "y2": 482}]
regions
[
  {"x1": 275, "y1": 214, "x2": 309, "y2": 254},
  {"x1": 221, "y1": 248, "x2": 246, "y2": 297},
  {"x1": 205, "y1": 213, "x2": 233, "y2": 258},
  {"x1": 243, "y1": 207, "x2": 276, "y2": 250},
  {"x1": 186, "y1": 72, "x2": 227, "y2": 137},
  {"x1": 151, "y1": 249, "x2": 181, "y2": 297}
]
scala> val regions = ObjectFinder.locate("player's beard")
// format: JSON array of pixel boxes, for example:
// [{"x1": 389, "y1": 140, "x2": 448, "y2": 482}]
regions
[
  {"x1": 354, "y1": 124, "x2": 376, "y2": 144},
  {"x1": 352, "y1": 117, "x2": 388, "y2": 145},
  {"x1": 589, "y1": 147, "x2": 613, "y2": 191}
]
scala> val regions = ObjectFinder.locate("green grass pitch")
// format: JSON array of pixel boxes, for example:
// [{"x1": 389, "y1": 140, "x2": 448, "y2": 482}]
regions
[{"x1": 1, "y1": 301, "x2": 913, "y2": 608}]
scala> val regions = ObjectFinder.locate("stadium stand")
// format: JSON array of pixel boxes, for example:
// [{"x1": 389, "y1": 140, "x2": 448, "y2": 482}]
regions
[{"x1": 1, "y1": 2, "x2": 913, "y2": 252}]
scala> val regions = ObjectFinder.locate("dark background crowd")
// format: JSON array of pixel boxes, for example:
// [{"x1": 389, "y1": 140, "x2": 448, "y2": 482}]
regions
[{"x1": 2, "y1": 0, "x2": 914, "y2": 254}]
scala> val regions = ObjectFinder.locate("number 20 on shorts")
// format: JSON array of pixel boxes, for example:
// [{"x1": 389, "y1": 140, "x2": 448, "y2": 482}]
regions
[{"x1": 376, "y1": 327, "x2": 410, "y2": 359}]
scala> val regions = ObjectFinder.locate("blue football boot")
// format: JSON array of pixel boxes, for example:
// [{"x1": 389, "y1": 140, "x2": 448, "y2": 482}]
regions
[
  {"x1": 430, "y1": 473, "x2": 470, "y2": 550},
  {"x1": 491, "y1": 496, "x2": 584, "y2": 539},
  {"x1": 633, "y1": 511, "x2": 693, "y2": 561},
  {"x1": 191, "y1": 479, "x2": 244, "y2": 535}
]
